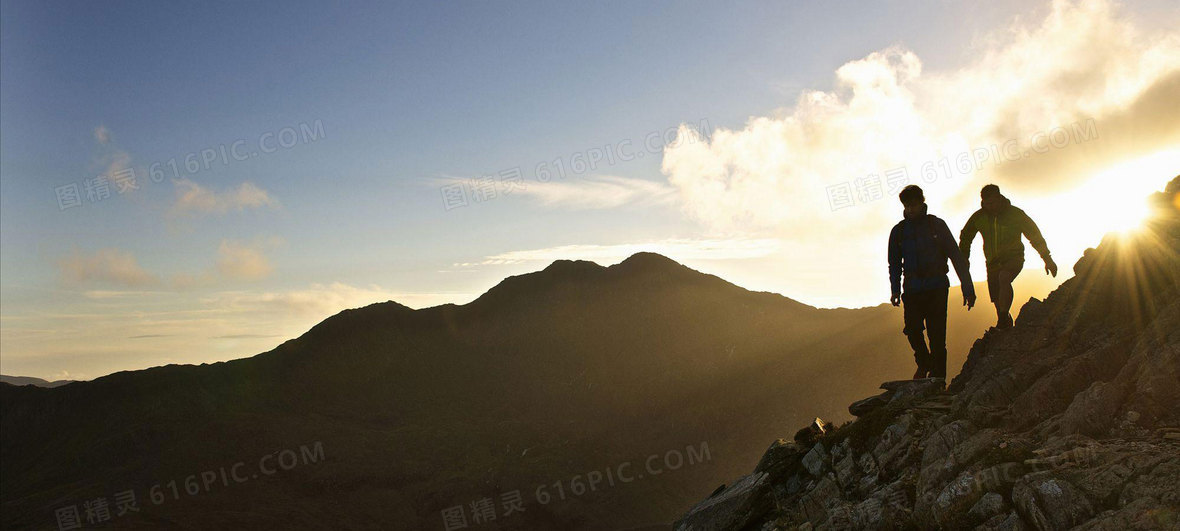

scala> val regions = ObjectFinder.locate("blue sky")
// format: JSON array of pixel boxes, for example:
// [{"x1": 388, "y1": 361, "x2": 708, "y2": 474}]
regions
[{"x1": 3, "y1": 0, "x2": 1178, "y2": 380}]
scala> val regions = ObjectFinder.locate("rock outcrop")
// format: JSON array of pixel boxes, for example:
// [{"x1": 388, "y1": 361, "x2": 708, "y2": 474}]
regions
[{"x1": 675, "y1": 176, "x2": 1180, "y2": 531}]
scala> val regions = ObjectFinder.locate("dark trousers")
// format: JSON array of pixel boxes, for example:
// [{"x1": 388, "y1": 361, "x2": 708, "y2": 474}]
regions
[{"x1": 902, "y1": 286, "x2": 949, "y2": 378}]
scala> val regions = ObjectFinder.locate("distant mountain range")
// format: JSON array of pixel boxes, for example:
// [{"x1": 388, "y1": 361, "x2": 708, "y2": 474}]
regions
[
  {"x1": 0, "y1": 375, "x2": 76, "y2": 388},
  {"x1": 4, "y1": 251, "x2": 1011, "y2": 529}
]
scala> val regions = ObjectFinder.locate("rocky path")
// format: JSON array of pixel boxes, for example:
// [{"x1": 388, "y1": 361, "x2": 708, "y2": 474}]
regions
[{"x1": 674, "y1": 177, "x2": 1180, "y2": 531}]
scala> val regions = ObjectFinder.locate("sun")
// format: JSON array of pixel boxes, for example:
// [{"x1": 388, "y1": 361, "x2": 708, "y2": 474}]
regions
[
  {"x1": 1023, "y1": 150, "x2": 1178, "y2": 268},
  {"x1": 1074, "y1": 150, "x2": 1178, "y2": 234},
  {"x1": 1104, "y1": 191, "x2": 1151, "y2": 235},
  {"x1": 1090, "y1": 151, "x2": 1180, "y2": 233}
]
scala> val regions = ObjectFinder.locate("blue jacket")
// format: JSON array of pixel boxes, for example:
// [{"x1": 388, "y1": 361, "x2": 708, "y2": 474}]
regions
[{"x1": 888, "y1": 205, "x2": 975, "y2": 298}]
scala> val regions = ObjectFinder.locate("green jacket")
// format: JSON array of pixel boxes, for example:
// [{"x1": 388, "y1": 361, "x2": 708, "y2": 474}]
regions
[{"x1": 959, "y1": 196, "x2": 1051, "y2": 267}]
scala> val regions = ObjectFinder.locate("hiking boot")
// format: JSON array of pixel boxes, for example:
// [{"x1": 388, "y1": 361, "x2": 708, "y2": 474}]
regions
[
  {"x1": 913, "y1": 366, "x2": 929, "y2": 379},
  {"x1": 996, "y1": 313, "x2": 1014, "y2": 329}
]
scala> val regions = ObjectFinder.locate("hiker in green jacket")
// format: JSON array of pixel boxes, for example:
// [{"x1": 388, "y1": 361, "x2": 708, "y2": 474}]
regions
[{"x1": 960, "y1": 184, "x2": 1057, "y2": 329}]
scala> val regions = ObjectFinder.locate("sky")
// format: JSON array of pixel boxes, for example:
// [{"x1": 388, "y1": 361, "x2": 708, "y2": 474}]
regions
[{"x1": 2, "y1": 0, "x2": 1178, "y2": 381}]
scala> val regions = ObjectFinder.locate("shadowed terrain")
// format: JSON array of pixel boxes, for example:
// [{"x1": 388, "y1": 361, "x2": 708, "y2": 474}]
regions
[
  {"x1": 3, "y1": 248, "x2": 1004, "y2": 529},
  {"x1": 675, "y1": 176, "x2": 1180, "y2": 530}
]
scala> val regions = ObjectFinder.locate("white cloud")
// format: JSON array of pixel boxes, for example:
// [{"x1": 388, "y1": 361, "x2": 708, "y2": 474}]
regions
[
  {"x1": 89, "y1": 125, "x2": 132, "y2": 178},
  {"x1": 656, "y1": 0, "x2": 1180, "y2": 308},
  {"x1": 170, "y1": 237, "x2": 282, "y2": 287},
  {"x1": 49, "y1": 370, "x2": 87, "y2": 382},
  {"x1": 215, "y1": 239, "x2": 275, "y2": 281},
  {"x1": 82, "y1": 289, "x2": 166, "y2": 299},
  {"x1": 59, "y1": 248, "x2": 159, "y2": 287},
  {"x1": 168, "y1": 178, "x2": 278, "y2": 218},
  {"x1": 60, "y1": 238, "x2": 280, "y2": 291},
  {"x1": 513, "y1": 175, "x2": 677, "y2": 210},
  {"x1": 93, "y1": 125, "x2": 111, "y2": 144},
  {"x1": 661, "y1": 0, "x2": 1180, "y2": 232},
  {"x1": 199, "y1": 282, "x2": 471, "y2": 316}
]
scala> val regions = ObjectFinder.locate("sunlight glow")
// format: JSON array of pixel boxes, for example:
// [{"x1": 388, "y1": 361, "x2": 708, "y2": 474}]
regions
[{"x1": 1024, "y1": 149, "x2": 1179, "y2": 271}]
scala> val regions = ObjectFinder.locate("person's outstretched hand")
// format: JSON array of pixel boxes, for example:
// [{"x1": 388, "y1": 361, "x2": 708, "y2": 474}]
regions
[
  {"x1": 1045, "y1": 257, "x2": 1058, "y2": 277},
  {"x1": 891, "y1": 294, "x2": 901, "y2": 307},
  {"x1": 963, "y1": 292, "x2": 976, "y2": 310}
]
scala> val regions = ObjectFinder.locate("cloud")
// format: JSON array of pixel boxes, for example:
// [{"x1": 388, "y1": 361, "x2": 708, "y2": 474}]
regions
[
  {"x1": 93, "y1": 125, "x2": 111, "y2": 144},
  {"x1": 49, "y1": 370, "x2": 87, "y2": 382},
  {"x1": 654, "y1": 0, "x2": 1179, "y2": 308},
  {"x1": 61, "y1": 238, "x2": 280, "y2": 290},
  {"x1": 168, "y1": 271, "x2": 218, "y2": 289},
  {"x1": 661, "y1": 0, "x2": 1180, "y2": 232},
  {"x1": 199, "y1": 282, "x2": 471, "y2": 316},
  {"x1": 990, "y1": 70, "x2": 1180, "y2": 189},
  {"x1": 82, "y1": 289, "x2": 166, "y2": 299},
  {"x1": 102, "y1": 150, "x2": 132, "y2": 178},
  {"x1": 2, "y1": 280, "x2": 474, "y2": 380},
  {"x1": 456, "y1": 238, "x2": 782, "y2": 267},
  {"x1": 168, "y1": 178, "x2": 278, "y2": 218},
  {"x1": 215, "y1": 239, "x2": 275, "y2": 281},
  {"x1": 513, "y1": 175, "x2": 677, "y2": 210},
  {"x1": 170, "y1": 237, "x2": 282, "y2": 287},
  {"x1": 59, "y1": 248, "x2": 159, "y2": 287},
  {"x1": 89, "y1": 125, "x2": 132, "y2": 178}
]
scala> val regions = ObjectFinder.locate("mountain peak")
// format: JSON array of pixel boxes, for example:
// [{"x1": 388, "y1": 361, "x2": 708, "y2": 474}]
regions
[
  {"x1": 612, "y1": 252, "x2": 689, "y2": 273},
  {"x1": 541, "y1": 258, "x2": 606, "y2": 275}
]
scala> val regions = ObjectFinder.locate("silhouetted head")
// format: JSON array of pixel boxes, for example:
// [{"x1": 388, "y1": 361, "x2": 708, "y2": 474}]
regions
[
  {"x1": 899, "y1": 185, "x2": 925, "y2": 218},
  {"x1": 981, "y1": 184, "x2": 1005, "y2": 214}
]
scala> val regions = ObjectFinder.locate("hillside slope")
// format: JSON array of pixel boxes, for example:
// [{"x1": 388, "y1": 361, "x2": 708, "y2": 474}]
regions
[
  {"x1": 3, "y1": 251, "x2": 989, "y2": 529},
  {"x1": 674, "y1": 176, "x2": 1180, "y2": 530}
]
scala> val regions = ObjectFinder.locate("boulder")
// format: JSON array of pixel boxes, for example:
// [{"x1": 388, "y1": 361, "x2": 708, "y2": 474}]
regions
[
  {"x1": 921, "y1": 419, "x2": 977, "y2": 468},
  {"x1": 753, "y1": 438, "x2": 805, "y2": 481},
  {"x1": 794, "y1": 417, "x2": 833, "y2": 446},
  {"x1": 977, "y1": 510, "x2": 1028, "y2": 531},
  {"x1": 801, "y1": 443, "x2": 828, "y2": 476},
  {"x1": 1071, "y1": 497, "x2": 1166, "y2": 530},
  {"x1": 797, "y1": 475, "x2": 841, "y2": 526},
  {"x1": 834, "y1": 454, "x2": 858, "y2": 488},
  {"x1": 928, "y1": 470, "x2": 988, "y2": 528},
  {"x1": 881, "y1": 378, "x2": 945, "y2": 407},
  {"x1": 1011, "y1": 476, "x2": 1094, "y2": 531},
  {"x1": 973, "y1": 462, "x2": 1024, "y2": 493},
  {"x1": 674, "y1": 471, "x2": 773, "y2": 531},
  {"x1": 872, "y1": 416, "x2": 916, "y2": 475},
  {"x1": 1056, "y1": 381, "x2": 1125, "y2": 437},
  {"x1": 968, "y1": 492, "x2": 1008, "y2": 522},
  {"x1": 1117, "y1": 455, "x2": 1180, "y2": 507},
  {"x1": 849, "y1": 392, "x2": 890, "y2": 417}
]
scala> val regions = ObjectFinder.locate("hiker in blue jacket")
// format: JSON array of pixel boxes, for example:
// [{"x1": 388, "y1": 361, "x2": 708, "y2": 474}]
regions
[{"x1": 888, "y1": 185, "x2": 976, "y2": 379}]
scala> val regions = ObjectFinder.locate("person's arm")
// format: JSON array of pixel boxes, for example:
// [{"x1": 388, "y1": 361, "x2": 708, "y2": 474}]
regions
[
  {"x1": 1018, "y1": 208, "x2": 1057, "y2": 276},
  {"x1": 938, "y1": 218, "x2": 976, "y2": 307},
  {"x1": 958, "y1": 212, "x2": 980, "y2": 263},
  {"x1": 1019, "y1": 209, "x2": 1051, "y2": 260},
  {"x1": 888, "y1": 225, "x2": 902, "y2": 305}
]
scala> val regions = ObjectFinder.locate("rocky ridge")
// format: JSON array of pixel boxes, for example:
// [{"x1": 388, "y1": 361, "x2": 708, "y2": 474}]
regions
[{"x1": 675, "y1": 176, "x2": 1180, "y2": 531}]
